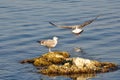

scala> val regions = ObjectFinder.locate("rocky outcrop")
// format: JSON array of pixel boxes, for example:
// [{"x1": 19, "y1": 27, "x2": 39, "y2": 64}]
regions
[{"x1": 20, "y1": 51, "x2": 118, "y2": 75}]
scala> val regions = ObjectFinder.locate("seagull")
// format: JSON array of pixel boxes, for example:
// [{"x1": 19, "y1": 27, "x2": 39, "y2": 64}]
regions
[
  {"x1": 37, "y1": 36, "x2": 58, "y2": 52},
  {"x1": 49, "y1": 15, "x2": 99, "y2": 35}
]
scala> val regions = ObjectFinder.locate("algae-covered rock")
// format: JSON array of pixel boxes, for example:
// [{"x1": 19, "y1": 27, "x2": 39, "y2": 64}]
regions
[
  {"x1": 20, "y1": 51, "x2": 70, "y2": 66},
  {"x1": 41, "y1": 51, "x2": 70, "y2": 64},
  {"x1": 20, "y1": 51, "x2": 118, "y2": 76},
  {"x1": 33, "y1": 58, "x2": 52, "y2": 66},
  {"x1": 39, "y1": 57, "x2": 118, "y2": 74}
]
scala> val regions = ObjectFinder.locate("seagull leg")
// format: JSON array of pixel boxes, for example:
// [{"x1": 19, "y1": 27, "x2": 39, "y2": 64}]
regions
[{"x1": 49, "y1": 48, "x2": 52, "y2": 52}]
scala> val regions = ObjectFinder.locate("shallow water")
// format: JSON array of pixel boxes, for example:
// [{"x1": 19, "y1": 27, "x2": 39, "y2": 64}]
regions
[{"x1": 0, "y1": 0, "x2": 120, "y2": 80}]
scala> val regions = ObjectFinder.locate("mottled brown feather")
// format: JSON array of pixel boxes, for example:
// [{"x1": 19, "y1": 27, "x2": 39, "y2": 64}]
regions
[{"x1": 41, "y1": 40, "x2": 56, "y2": 48}]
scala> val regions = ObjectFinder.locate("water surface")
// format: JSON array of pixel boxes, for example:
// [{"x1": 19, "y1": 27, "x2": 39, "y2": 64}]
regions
[{"x1": 0, "y1": 0, "x2": 120, "y2": 80}]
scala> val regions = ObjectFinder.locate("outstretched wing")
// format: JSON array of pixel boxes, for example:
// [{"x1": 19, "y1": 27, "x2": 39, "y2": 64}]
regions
[
  {"x1": 77, "y1": 15, "x2": 100, "y2": 28},
  {"x1": 49, "y1": 15, "x2": 100, "y2": 29},
  {"x1": 49, "y1": 22, "x2": 73, "y2": 29}
]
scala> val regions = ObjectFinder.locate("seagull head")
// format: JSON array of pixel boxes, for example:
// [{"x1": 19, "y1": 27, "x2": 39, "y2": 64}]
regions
[{"x1": 53, "y1": 36, "x2": 58, "y2": 40}]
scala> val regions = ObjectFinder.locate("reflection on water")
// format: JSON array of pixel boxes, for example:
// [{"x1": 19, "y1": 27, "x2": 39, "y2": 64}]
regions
[
  {"x1": 70, "y1": 74, "x2": 96, "y2": 80},
  {"x1": 0, "y1": 0, "x2": 120, "y2": 80},
  {"x1": 42, "y1": 73, "x2": 96, "y2": 80}
]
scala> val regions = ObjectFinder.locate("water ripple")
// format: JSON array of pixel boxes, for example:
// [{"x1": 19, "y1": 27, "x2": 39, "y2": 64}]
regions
[{"x1": 0, "y1": 0, "x2": 120, "y2": 80}]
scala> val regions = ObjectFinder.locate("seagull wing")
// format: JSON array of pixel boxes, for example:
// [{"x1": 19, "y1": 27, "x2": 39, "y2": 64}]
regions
[
  {"x1": 49, "y1": 15, "x2": 100, "y2": 29},
  {"x1": 49, "y1": 22, "x2": 58, "y2": 27},
  {"x1": 60, "y1": 26, "x2": 74, "y2": 29},
  {"x1": 49, "y1": 22, "x2": 73, "y2": 29},
  {"x1": 77, "y1": 15, "x2": 100, "y2": 28},
  {"x1": 42, "y1": 39, "x2": 56, "y2": 47}
]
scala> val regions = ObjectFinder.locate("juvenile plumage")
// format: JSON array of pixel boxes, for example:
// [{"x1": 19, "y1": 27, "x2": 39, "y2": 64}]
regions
[{"x1": 37, "y1": 36, "x2": 58, "y2": 52}]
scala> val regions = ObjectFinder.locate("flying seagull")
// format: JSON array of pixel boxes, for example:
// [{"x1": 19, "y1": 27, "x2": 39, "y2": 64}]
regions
[
  {"x1": 37, "y1": 36, "x2": 58, "y2": 52},
  {"x1": 49, "y1": 15, "x2": 99, "y2": 35}
]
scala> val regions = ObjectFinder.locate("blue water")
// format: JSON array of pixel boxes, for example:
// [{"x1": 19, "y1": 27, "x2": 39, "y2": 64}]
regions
[{"x1": 0, "y1": 0, "x2": 120, "y2": 80}]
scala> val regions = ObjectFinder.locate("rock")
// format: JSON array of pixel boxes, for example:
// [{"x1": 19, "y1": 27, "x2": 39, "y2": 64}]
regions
[
  {"x1": 20, "y1": 51, "x2": 70, "y2": 66},
  {"x1": 39, "y1": 58, "x2": 118, "y2": 74},
  {"x1": 20, "y1": 51, "x2": 118, "y2": 75},
  {"x1": 38, "y1": 57, "x2": 118, "y2": 74}
]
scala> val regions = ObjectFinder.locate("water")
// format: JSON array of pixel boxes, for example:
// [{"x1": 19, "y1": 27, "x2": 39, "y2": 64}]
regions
[{"x1": 0, "y1": 0, "x2": 120, "y2": 80}]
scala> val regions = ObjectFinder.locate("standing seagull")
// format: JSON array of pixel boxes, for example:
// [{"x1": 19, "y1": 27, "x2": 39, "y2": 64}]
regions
[
  {"x1": 37, "y1": 36, "x2": 58, "y2": 52},
  {"x1": 49, "y1": 15, "x2": 99, "y2": 35}
]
